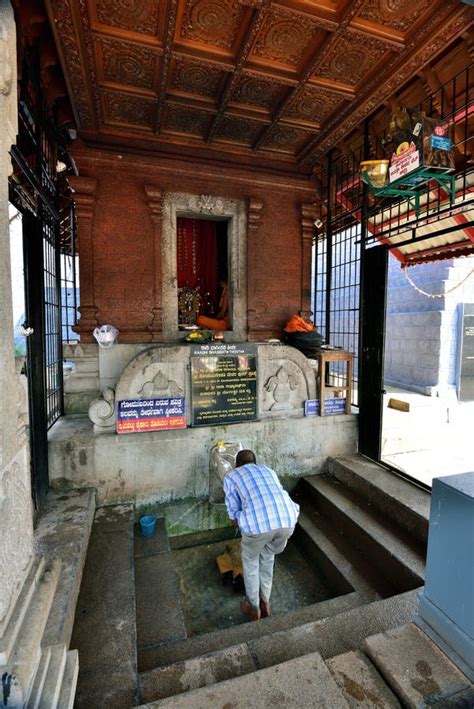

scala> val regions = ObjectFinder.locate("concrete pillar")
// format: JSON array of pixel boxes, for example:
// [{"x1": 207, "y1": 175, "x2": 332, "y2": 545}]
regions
[
  {"x1": 0, "y1": 0, "x2": 34, "y2": 651},
  {"x1": 415, "y1": 472, "x2": 474, "y2": 681}
]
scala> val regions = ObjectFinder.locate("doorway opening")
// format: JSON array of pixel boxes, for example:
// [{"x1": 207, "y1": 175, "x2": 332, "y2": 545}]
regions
[{"x1": 176, "y1": 217, "x2": 229, "y2": 330}]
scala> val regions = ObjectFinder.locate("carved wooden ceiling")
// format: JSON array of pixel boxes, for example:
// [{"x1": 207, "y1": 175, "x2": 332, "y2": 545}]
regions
[{"x1": 44, "y1": 0, "x2": 473, "y2": 172}]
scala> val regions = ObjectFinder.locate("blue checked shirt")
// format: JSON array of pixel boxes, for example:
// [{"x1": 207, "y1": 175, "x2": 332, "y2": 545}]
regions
[{"x1": 224, "y1": 463, "x2": 300, "y2": 535}]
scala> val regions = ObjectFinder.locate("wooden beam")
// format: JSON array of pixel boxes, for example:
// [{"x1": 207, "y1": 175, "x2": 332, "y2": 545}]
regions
[
  {"x1": 156, "y1": 0, "x2": 179, "y2": 133},
  {"x1": 206, "y1": 1, "x2": 271, "y2": 142},
  {"x1": 252, "y1": 0, "x2": 366, "y2": 150}
]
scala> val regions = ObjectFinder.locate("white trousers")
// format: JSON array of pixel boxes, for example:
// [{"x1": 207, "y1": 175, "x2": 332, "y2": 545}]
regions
[{"x1": 240, "y1": 527, "x2": 294, "y2": 610}]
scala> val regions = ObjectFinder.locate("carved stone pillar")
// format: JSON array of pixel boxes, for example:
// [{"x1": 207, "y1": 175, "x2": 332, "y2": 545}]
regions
[
  {"x1": 0, "y1": 0, "x2": 34, "y2": 658},
  {"x1": 300, "y1": 204, "x2": 318, "y2": 320},
  {"x1": 69, "y1": 175, "x2": 98, "y2": 341},
  {"x1": 145, "y1": 185, "x2": 163, "y2": 340}
]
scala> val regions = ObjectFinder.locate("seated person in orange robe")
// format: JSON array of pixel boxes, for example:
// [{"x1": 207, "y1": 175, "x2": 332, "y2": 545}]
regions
[{"x1": 197, "y1": 280, "x2": 228, "y2": 330}]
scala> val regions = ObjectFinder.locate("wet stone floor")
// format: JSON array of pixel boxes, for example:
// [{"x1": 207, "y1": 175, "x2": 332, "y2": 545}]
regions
[{"x1": 172, "y1": 536, "x2": 334, "y2": 636}]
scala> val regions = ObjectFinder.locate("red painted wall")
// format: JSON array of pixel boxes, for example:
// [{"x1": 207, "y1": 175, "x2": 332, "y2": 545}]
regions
[{"x1": 72, "y1": 145, "x2": 315, "y2": 342}]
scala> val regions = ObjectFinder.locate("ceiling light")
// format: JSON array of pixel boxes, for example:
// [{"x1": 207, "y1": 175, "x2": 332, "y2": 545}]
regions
[{"x1": 56, "y1": 160, "x2": 67, "y2": 173}]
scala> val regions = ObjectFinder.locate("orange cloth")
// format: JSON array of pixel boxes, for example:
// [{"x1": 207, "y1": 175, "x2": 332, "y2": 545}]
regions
[
  {"x1": 197, "y1": 315, "x2": 228, "y2": 331},
  {"x1": 283, "y1": 315, "x2": 315, "y2": 333}
]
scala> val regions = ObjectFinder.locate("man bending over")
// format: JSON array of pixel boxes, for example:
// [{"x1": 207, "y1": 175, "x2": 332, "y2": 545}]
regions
[{"x1": 224, "y1": 449, "x2": 300, "y2": 620}]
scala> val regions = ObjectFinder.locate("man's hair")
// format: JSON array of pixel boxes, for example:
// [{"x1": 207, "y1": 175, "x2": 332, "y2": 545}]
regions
[{"x1": 236, "y1": 449, "x2": 256, "y2": 467}]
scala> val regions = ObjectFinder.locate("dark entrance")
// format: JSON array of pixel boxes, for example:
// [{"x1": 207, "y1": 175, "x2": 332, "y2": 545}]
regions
[{"x1": 358, "y1": 245, "x2": 388, "y2": 461}]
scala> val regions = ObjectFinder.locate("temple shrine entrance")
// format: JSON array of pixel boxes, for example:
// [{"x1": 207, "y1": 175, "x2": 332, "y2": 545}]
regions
[{"x1": 177, "y1": 217, "x2": 229, "y2": 330}]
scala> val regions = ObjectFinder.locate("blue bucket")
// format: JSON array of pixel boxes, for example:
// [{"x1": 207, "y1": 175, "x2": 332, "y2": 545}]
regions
[{"x1": 139, "y1": 514, "x2": 157, "y2": 538}]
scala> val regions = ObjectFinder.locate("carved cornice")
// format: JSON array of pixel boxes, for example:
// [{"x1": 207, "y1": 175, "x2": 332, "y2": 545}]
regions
[
  {"x1": 156, "y1": 0, "x2": 179, "y2": 132},
  {"x1": 145, "y1": 185, "x2": 163, "y2": 222},
  {"x1": 68, "y1": 176, "x2": 98, "y2": 220},
  {"x1": 301, "y1": 204, "x2": 318, "y2": 242},
  {"x1": 248, "y1": 198, "x2": 264, "y2": 234}
]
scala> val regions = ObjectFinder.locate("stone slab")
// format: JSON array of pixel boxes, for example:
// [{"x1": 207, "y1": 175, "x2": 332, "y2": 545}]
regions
[
  {"x1": 138, "y1": 592, "x2": 364, "y2": 672},
  {"x1": 34, "y1": 488, "x2": 96, "y2": 647},
  {"x1": 248, "y1": 589, "x2": 419, "y2": 671},
  {"x1": 39, "y1": 643, "x2": 66, "y2": 709},
  {"x1": 134, "y1": 518, "x2": 170, "y2": 557},
  {"x1": 57, "y1": 650, "x2": 79, "y2": 709},
  {"x1": 70, "y1": 506, "x2": 137, "y2": 707},
  {"x1": 139, "y1": 643, "x2": 256, "y2": 702},
  {"x1": 326, "y1": 650, "x2": 401, "y2": 708},
  {"x1": 430, "y1": 686, "x2": 474, "y2": 707},
  {"x1": 364, "y1": 623, "x2": 470, "y2": 708},
  {"x1": 135, "y1": 552, "x2": 187, "y2": 649},
  {"x1": 137, "y1": 651, "x2": 350, "y2": 708},
  {"x1": 93, "y1": 503, "x2": 134, "y2": 533}
]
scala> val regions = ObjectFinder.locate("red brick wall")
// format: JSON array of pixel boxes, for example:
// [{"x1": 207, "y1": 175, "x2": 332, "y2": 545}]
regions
[{"x1": 72, "y1": 145, "x2": 315, "y2": 342}]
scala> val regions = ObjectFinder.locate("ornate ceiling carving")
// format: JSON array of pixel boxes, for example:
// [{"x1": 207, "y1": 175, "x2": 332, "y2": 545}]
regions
[
  {"x1": 180, "y1": 0, "x2": 245, "y2": 50},
  {"x1": 252, "y1": 7, "x2": 322, "y2": 66},
  {"x1": 95, "y1": 0, "x2": 160, "y2": 36},
  {"x1": 99, "y1": 37, "x2": 157, "y2": 90},
  {"x1": 45, "y1": 0, "x2": 473, "y2": 169}
]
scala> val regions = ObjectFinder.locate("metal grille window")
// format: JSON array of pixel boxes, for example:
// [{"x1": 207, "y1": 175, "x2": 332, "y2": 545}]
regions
[
  {"x1": 60, "y1": 199, "x2": 79, "y2": 344},
  {"x1": 43, "y1": 211, "x2": 62, "y2": 428}
]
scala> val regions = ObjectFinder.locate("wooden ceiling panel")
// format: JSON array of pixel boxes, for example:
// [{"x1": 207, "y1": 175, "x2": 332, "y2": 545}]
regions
[
  {"x1": 100, "y1": 91, "x2": 157, "y2": 130},
  {"x1": 251, "y1": 6, "x2": 327, "y2": 67},
  {"x1": 358, "y1": 0, "x2": 432, "y2": 34},
  {"x1": 93, "y1": 0, "x2": 161, "y2": 38},
  {"x1": 179, "y1": 0, "x2": 248, "y2": 52},
  {"x1": 96, "y1": 36, "x2": 159, "y2": 93},
  {"x1": 314, "y1": 32, "x2": 390, "y2": 86},
  {"x1": 46, "y1": 0, "x2": 473, "y2": 171},
  {"x1": 162, "y1": 101, "x2": 214, "y2": 135}
]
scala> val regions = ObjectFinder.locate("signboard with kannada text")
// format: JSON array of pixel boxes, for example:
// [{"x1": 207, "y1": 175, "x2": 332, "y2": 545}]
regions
[
  {"x1": 305, "y1": 398, "x2": 346, "y2": 416},
  {"x1": 191, "y1": 343, "x2": 257, "y2": 427},
  {"x1": 116, "y1": 397, "x2": 186, "y2": 434}
]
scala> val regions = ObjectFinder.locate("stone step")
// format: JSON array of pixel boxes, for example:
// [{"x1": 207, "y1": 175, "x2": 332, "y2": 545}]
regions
[
  {"x1": 35, "y1": 643, "x2": 67, "y2": 709},
  {"x1": 327, "y1": 454, "x2": 430, "y2": 545},
  {"x1": 246, "y1": 588, "x2": 419, "y2": 671},
  {"x1": 139, "y1": 642, "x2": 256, "y2": 703},
  {"x1": 35, "y1": 488, "x2": 96, "y2": 647},
  {"x1": 0, "y1": 557, "x2": 45, "y2": 665},
  {"x1": 56, "y1": 650, "x2": 79, "y2": 709},
  {"x1": 71, "y1": 504, "x2": 138, "y2": 709},
  {"x1": 300, "y1": 475, "x2": 425, "y2": 592},
  {"x1": 326, "y1": 650, "x2": 402, "y2": 708},
  {"x1": 294, "y1": 506, "x2": 389, "y2": 601},
  {"x1": 6, "y1": 560, "x2": 61, "y2": 708},
  {"x1": 364, "y1": 623, "x2": 472, "y2": 709},
  {"x1": 26, "y1": 647, "x2": 52, "y2": 709},
  {"x1": 136, "y1": 651, "x2": 351, "y2": 708},
  {"x1": 139, "y1": 591, "x2": 364, "y2": 672}
]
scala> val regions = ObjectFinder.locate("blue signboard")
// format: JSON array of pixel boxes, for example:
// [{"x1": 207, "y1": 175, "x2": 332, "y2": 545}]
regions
[
  {"x1": 117, "y1": 397, "x2": 186, "y2": 434},
  {"x1": 430, "y1": 135, "x2": 451, "y2": 151},
  {"x1": 305, "y1": 398, "x2": 346, "y2": 416}
]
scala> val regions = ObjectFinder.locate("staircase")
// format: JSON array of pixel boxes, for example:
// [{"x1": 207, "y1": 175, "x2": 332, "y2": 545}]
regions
[{"x1": 128, "y1": 453, "x2": 462, "y2": 708}]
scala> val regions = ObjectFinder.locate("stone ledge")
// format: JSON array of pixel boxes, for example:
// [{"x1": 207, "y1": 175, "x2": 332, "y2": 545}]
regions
[{"x1": 34, "y1": 487, "x2": 96, "y2": 647}]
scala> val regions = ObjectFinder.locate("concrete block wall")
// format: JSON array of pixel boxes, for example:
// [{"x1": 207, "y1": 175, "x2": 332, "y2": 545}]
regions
[{"x1": 385, "y1": 254, "x2": 474, "y2": 394}]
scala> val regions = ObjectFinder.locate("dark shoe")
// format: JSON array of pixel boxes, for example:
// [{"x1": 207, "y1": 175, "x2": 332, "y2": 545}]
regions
[
  {"x1": 260, "y1": 599, "x2": 271, "y2": 618},
  {"x1": 241, "y1": 597, "x2": 260, "y2": 621}
]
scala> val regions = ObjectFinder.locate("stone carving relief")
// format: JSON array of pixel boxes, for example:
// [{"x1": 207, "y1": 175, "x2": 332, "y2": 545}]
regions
[
  {"x1": 138, "y1": 369, "x2": 184, "y2": 398},
  {"x1": 359, "y1": 0, "x2": 431, "y2": 33},
  {"x1": 264, "y1": 366, "x2": 300, "y2": 411},
  {"x1": 215, "y1": 115, "x2": 263, "y2": 144},
  {"x1": 315, "y1": 35, "x2": 387, "y2": 87},
  {"x1": 162, "y1": 103, "x2": 212, "y2": 135},
  {"x1": 89, "y1": 387, "x2": 116, "y2": 433},
  {"x1": 181, "y1": 0, "x2": 245, "y2": 50},
  {"x1": 100, "y1": 38, "x2": 157, "y2": 90},
  {"x1": 96, "y1": 0, "x2": 160, "y2": 35},
  {"x1": 0, "y1": 456, "x2": 33, "y2": 627},
  {"x1": 103, "y1": 92, "x2": 155, "y2": 127},
  {"x1": 257, "y1": 345, "x2": 317, "y2": 416},
  {"x1": 253, "y1": 8, "x2": 320, "y2": 66},
  {"x1": 286, "y1": 86, "x2": 344, "y2": 124},
  {"x1": 171, "y1": 58, "x2": 224, "y2": 98},
  {"x1": 0, "y1": 20, "x2": 13, "y2": 96}
]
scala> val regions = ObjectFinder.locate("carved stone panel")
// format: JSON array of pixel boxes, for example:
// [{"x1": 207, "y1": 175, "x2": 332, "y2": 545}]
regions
[
  {"x1": 99, "y1": 37, "x2": 157, "y2": 90},
  {"x1": 252, "y1": 7, "x2": 322, "y2": 66},
  {"x1": 257, "y1": 345, "x2": 317, "y2": 416},
  {"x1": 95, "y1": 0, "x2": 160, "y2": 36},
  {"x1": 315, "y1": 34, "x2": 388, "y2": 87},
  {"x1": 181, "y1": 0, "x2": 245, "y2": 50}
]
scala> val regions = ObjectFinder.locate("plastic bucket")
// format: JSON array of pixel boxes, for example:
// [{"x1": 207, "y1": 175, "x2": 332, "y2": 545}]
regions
[{"x1": 139, "y1": 514, "x2": 157, "y2": 538}]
